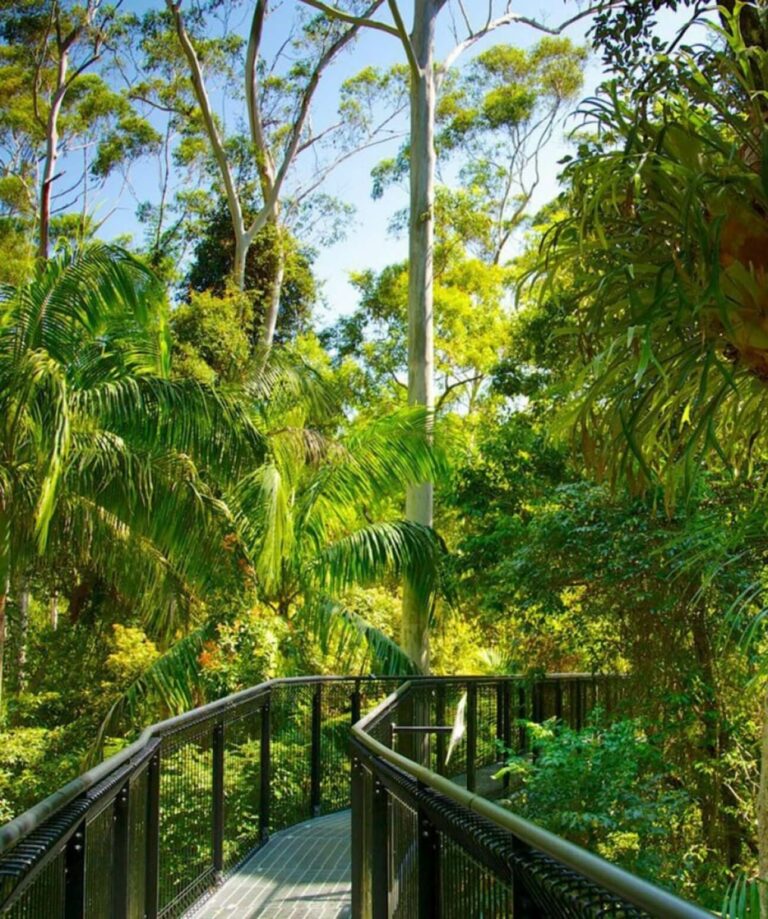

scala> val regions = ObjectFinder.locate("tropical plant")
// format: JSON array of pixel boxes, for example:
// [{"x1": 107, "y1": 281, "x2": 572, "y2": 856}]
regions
[
  {"x1": 497, "y1": 713, "x2": 710, "y2": 902},
  {"x1": 530, "y1": 5, "x2": 768, "y2": 904},
  {"x1": 535, "y1": 11, "x2": 768, "y2": 501},
  {"x1": 0, "y1": 243, "x2": 267, "y2": 683}
]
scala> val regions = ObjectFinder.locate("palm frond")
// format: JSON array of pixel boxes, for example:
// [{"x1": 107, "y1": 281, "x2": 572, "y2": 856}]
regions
[
  {"x1": 92, "y1": 622, "x2": 215, "y2": 760},
  {"x1": 298, "y1": 598, "x2": 417, "y2": 675},
  {"x1": 311, "y1": 520, "x2": 441, "y2": 603}
]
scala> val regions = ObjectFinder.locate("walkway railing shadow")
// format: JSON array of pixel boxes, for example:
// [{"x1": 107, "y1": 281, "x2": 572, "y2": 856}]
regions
[{"x1": 0, "y1": 674, "x2": 708, "y2": 918}]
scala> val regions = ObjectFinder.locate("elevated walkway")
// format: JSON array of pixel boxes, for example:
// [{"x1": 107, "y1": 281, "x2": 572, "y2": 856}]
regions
[
  {"x1": 0, "y1": 674, "x2": 709, "y2": 918},
  {"x1": 186, "y1": 763, "x2": 505, "y2": 919}
]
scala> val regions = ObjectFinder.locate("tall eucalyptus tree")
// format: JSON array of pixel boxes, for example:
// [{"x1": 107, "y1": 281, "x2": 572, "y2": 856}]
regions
[
  {"x1": 160, "y1": 0, "x2": 405, "y2": 352},
  {"x1": 299, "y1": 0, "x2": 607, "y2": 670}
]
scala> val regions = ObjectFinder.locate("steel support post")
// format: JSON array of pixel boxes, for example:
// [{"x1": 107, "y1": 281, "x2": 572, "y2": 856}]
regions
[
  {"x1": 466, "y1": 683, "x2": 477, "y2": 793},
  {"x1": 311, "y1": 684, "x2": 322, "y2": 818},
  {"x1": 418, "y1": 803, "x2": 440, "y2": 919},
  {"x1": 64, "y1": 820, "x2": 86, "y2": 919},
  {"x1": 371, "y1": 779, "x2": 389, "y2": 919},
  {"x1": 260, "y1": 697, "x2": 271, "y2": 843},
  {"x1": 212, "y1": 719, "x2": 225, "y2": 878},
  {"x1": 145, "y1": 753, "x2": 161, "y2": 919},
  {"x1": 112, "y1": 780, "x2": 131, "y2": 919}
]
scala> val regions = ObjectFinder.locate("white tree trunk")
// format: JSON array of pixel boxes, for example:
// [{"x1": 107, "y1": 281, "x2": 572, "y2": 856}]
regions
[
  {"x1": 401, "y1": 1, "x2": 437, "y2": 674},
  {"x1": 261, "y1": 228, "x2": 286, "y2": 353},
  {"x1": 39, "y1": 56, "x2": 69, "y2": 260},
  {"x1": 233, "y1": 233, "x2": 249, "y2": 292}
]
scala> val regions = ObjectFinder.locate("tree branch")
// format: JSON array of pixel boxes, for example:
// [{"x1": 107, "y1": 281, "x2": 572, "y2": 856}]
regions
[
  {"x1": 440, "y1": 3, "x2": 616, "y2": 77},
  {"x1": 245, "y1": 0, "x2": 276, "y2": 202},
  {"x1": 299, "y1": 0, "x2": 399, "y2": 37},
  {"x1": 386, "y1": 0, "x2": 418, "y2": 74},
  {"x1": 267, "y1": 0, "x2": 386, "y2": 224},
  {"x1": 166, "y1": 0, "x2": 246, "y2": 240},
  {"x1": 435, "y1": 374, "x2": 484, "y2": 411}
]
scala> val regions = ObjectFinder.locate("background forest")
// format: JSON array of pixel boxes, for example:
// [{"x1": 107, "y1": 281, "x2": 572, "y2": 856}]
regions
[{"x1": 3, "y1": 0, "x2": 768, "y2": 912}]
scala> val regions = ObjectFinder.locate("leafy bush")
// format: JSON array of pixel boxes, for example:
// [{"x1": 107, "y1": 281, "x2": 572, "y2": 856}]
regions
[{"x1": 497, "y1": 713, "x2": 721, "y2": 903}]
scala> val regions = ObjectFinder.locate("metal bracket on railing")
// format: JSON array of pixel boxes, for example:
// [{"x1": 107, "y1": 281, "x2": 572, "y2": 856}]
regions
[{"x1": 390, "y1": 725, "x2": 454, "y2": 734}]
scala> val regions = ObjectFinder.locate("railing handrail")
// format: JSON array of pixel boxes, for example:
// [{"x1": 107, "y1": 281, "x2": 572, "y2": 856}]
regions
[
  {"x1": 0, "y1": 673, "x2": 373, "y2": 855},
  {"x1": 352, "y1": 679, "x2": 710, "y2": 919},
  {"x1": 0, "y1": 671, "x2": 600, "y2": 857}
]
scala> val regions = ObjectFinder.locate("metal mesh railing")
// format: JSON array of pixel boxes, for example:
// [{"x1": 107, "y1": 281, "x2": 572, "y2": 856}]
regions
[
  {"x1": 351, "y1": 676, "x2": 710, "y2": 919},
  {"x1": 0, "y1": 676, "x2": 404, "y2": 918},
  {"x1": 0, "y1": 673, "x2": 710, "y2": 918}
]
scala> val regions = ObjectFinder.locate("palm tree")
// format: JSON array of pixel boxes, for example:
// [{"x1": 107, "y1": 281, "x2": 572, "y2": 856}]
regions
[
  {"x1": 0, "y1": 244, "x2": 267, "y2": 701},
  {"x1": 1, "y1": 244, "x2": 444, "y2": 745},
  {"x1": 100, "y1": 403, "x2": 446, "y2": 737}
]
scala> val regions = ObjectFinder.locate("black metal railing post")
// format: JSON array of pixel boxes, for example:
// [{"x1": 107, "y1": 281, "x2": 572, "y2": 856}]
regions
[
  {"x1": 371, "y1": 779, "x2": 388, "y2": 919},
  {"x1": 351, "y1": 683, "x2": 361, "y2": 727},
  {"x1": 555, "y1": 680, "x2": 564, "y2": 721},
  {"x1": 510, "y1": 839, "x2": 545, "y2": 918},
  {"x1": 260, "y1": 695, "x2": 271, "y2": 843},
  {"x1": 112, "y1": 780, "x2": 131, "y2": 919},
  {"x1": 212, "y1": 719, "x2": 225, "y2": 878},
  {"x1": 145, "y1": 752, "x2": 161, "y2": 919},
  {"x1": 496, "y1": 681, "x2": 504, "y2": 743},
  {"x1": 572, "y1": 679, "x2": 582, "y2": 730},
  {"x1": 466, "y1": 683, "x2": 477, "y2": 793},
  {"x1": 417, "y1": 797, "x2": 440, "y2": 919},
  {"x1": 435, "y1": 684, "x2": 447, "y2": 775},
  {"x1": 532, "y1": 680, "x2": 543, "y2": 724},
  {"x1": 518, "y1": 684, "x2": 527, "y2": 753},
  {"x1": 350, "y1": 754, "x2": 364, "y2": 919},
  {"x1": 64, "y1": 820, "x2": 86, "y2": 919},
  {"x1": 502, "y1": 681, "x2": 512, "y2": 791},
  {"x1": 311, "y1": 684, "x2": 322, "y2": 818}
]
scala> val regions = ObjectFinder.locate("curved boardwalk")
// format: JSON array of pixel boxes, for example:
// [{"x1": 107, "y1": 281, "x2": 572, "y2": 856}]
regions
[
  {"x1": 188, "y1": 810, "x2": 351, "y2": 919},
  {"x1": 186, "y1": 765, "x2": 502, "y2": 918}
]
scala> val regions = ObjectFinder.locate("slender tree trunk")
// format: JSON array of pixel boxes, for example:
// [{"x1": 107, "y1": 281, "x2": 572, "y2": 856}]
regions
[
  {"x1": 39, "y1": 72, "x2": 68, "y2": 260},
  {"x1": 233, "y1": 233, "x2": 248, "y2": 292},
  {"x1": 261, "y1": 220, "x2": 285, "y2": 353},
  {"x1": 401, "y1": 2, "x2": 437, "y2": 673},
  {"x1": 17, "y1": 584, "x2": 29, "y2": 693},
  {"x1": 758, "y1": 688, "x2": 768, "y2": 917}
]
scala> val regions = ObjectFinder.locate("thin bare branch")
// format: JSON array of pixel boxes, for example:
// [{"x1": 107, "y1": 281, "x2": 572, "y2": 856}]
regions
[
  {"x1": 440, "y1": 3, "x2": 615, "y2": 77},
  {"x1": 166, "y1": 0, "x2": 245, "y2": 240},
  {"x1": 246, "y1": 0, "x2": 276, "y2": 202},
  {"x1": 386, "y1": 0, "x2": 418, "y2": 74},
  {"x1": 299, "y1": 0, "x2": 399, "y2": 38}
]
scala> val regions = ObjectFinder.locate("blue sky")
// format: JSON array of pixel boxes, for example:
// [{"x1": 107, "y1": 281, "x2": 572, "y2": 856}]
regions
[{"x1": 87, "y1": 1, "x2": 702, "y2": 325}]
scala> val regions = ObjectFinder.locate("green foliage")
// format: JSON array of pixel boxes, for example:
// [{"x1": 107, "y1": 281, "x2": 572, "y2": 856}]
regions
[
  {"x1": 534, "y1": 12, "x2": 768, "y2": 500},
  {"x1": 0, "y1": 244, "x2": 265, "y2": 626},
  {"x1": 0, "y1": 7, "x2": 764, "y2": 913},
  {"x1": 185, "y1": 203, "x2": 316, "y2": 344},
  {"x1": 498, "y1": 714, "x2": 712, "y2": 900},
  {"x1": 722, "y1": 874, "x2": 765, "y2": 918},
  {"x1": 171, "y1": 287, "x2": 253, "y2": 383}
]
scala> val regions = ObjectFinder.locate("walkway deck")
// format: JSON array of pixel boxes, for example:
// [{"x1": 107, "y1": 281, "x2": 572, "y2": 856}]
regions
[
  {"x1": 187, "y1": 765, "x2": 503, "y2": 918},
  {"x1": 188, "y1": 810, "x2": 351, "y2": 919}
]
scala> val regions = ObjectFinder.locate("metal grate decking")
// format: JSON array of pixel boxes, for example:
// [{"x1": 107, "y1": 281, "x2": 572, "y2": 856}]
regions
[{"x1": 187, "y1": 810, "x2": 351, "y2": 919}]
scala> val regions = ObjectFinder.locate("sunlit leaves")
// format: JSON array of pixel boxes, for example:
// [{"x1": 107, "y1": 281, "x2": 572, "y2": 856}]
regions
[{"x1": 534, "y1": 16, "x2": 768, "y2": 501}]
